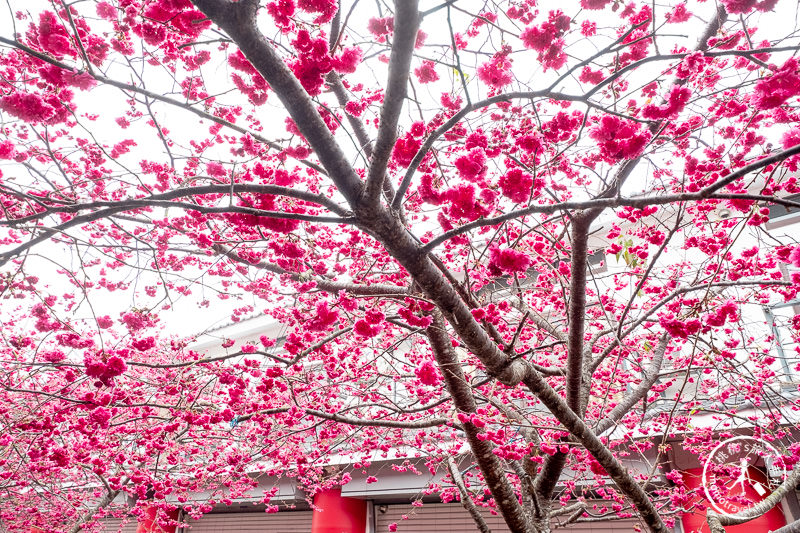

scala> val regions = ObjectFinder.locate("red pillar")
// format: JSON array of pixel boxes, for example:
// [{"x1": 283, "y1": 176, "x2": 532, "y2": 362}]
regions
[
  {"x1": 680, "y1": 467, "x2": 787, "y2": 533},
  {"x1": 136, "y1": 505, "x2": 179, "y2": 533},
  {"x1": 311, "y1": 488, "x2": 367, "y2": 533}
]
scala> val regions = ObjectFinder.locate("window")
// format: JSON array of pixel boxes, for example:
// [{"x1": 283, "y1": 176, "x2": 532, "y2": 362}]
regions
[
  {"x1": 587, "y1": 249, "x2": 607, "y2": 274},
  {"x1": 766, "y1": 193, "x2": 800, "y2": 229},
  {"x1": 762, "y1": 300, "x2": 800, "y2": 385}
]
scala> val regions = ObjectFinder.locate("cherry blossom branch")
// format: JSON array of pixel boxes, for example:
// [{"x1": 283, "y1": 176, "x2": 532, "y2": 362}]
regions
[
  {"x1": 426, "y1": 310, "x2": 532, "y2": 533},
  {"x1": 584, "y1": 5, "x2": 727, "y2": 98},
  {"x1": 288, "y1": 326, "x2": 353, "y2": 365},
  {"x1": 230, "y1": 407, "x2": 289, "y2": 423},
  {"x1": 484, "y1": 396, "x2": 545, "y2": 519},
  {"x1": 446, "y1": 457, "x2": 492, "y2": 533},
  {"x1": 391, "y1": 89, "x2": 589, "y2": 211},
  {"x1": 236, "y1": 405, "x2": 446, "y2": 429},
  {"x1": 708, "y1": 193, "x2": 800, "y2": 208},
  {"x1": 0, "y1": 37, "x2": 328, "y2": 176},
  {"x1": 586, "y1": 45, "x2": 800, "y2": 99},
  {"x1": 58, "y1": 0, "x2": 93, "y2": 74},
  {"x1": 100, "y1": 201, "x2": 349, "y2": 223},
  {"x1": 326, "y1": 71, "x2": 374, "y2": 159},
  {"x1": 0, "y1": 203, "x2": 353, "y2": 268},
  {"x1": 211, "y1": 243, "x2": 407, "y2": 296},
  {"x1": 420, "y1": 0, "x2": 456, "y2": 18},
  {"x1": 615, "y1": 208, "x2": 685, "y2": 339},
  {"x1": 520, "y1": 370, "x2": 669, "y2": 533},
  {"x1": 126, "y1": 353, "x2": 242, "y2": 369},
  {"x1": 0, "y1": 183, "x2": 348, "y2": 222},
  {"x1": 304, "y1": 409, "x2": 447, "y2": 429},
  {"x1": 594, "y1": 334, "x2": 668, "y2": 435},
  {"x1": 362, "y1": 0, "x2": 419, "y2": 204},
  {"x1": 67, "y1": 482, "x2": 128, "y2": 533},
  {"x1": 420, "y1": 142, "x2": 800, "y2": 252},
  {"x1": 515, "y1": 302, "x2": 567, "y2": 345},
  {"x1": 354, "y1": 396, "x2": 456, "y2": 416},
  {"x1": 546, "y1": 19, "x2": 651, "y2": 92},
  {"x1": 596, "y1": 278, "x2": 793, "y2": 366},
  {"x1": 190, "y1": 0, "x2": 365, "y2": 206},
  {"x1": 446, "y1": 6, "x2": 471, "y2": 107}
]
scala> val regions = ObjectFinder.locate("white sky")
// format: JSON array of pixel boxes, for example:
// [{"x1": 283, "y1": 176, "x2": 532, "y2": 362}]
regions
[{"x1": 0, "y1": 1, "x2": 799, "y2": 343}]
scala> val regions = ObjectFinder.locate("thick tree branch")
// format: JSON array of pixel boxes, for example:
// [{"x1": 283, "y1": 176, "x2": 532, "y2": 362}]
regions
[
  {"x1": 363, "y1": 0, "x2": 420, "y2": 205},
  {"x1": 565, "y1": 214, "x2": 594, "y2": 414},
  {"x1": 521, "y1": 371, "x2": 669, "y2": 533},
  {"x1": 707, "y1": 461, "x2": 800, "y2": 532},
  {"x1": 427, "y1": 311, "x2": 532, "y2": 533},
  {"x1": 772, "y1": 519, "x2": 800, "y2": 533},
  {"x1": 533, "y1": 213, "x2": 597, "y2": 503},
  {"x1": 190, "y1": 0, "x2": 365, "y2": 205}
]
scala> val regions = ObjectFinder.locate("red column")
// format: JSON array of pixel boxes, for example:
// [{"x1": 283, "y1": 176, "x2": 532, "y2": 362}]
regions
[
  {"x1": 680, "y1": 467, "x2": 787, "y2": 533},
  {"x1": 136, "y1": 505, "x2": 179, "y2": 533},
  {"x1": 311, "y1": 488, "x2": 367, "y2": 533}
]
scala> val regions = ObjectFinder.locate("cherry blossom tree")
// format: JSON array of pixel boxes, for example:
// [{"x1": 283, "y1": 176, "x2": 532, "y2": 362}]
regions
[{"x1": 1, "y1": 0, "x2": 800, "y2": 531}]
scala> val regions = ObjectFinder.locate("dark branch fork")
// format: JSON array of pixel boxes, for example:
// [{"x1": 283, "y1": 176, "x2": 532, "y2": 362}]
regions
[{"x1": 178, "y1": 1, "x2": 683, "y2": 531}]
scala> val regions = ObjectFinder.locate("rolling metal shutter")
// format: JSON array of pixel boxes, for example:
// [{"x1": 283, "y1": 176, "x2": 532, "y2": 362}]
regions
[
  {"x1": 550, "y1": 519, "x2": 644, "y2": 532},
  {"x1": 375, "y1": 503, "x2": 644, "y2": 533},
  {"x1": 100, "y1": 518, "x2": 139, "y2": 532},
  {"x1": 182, "y1": 510, "x2": 313, "y2": 532},
  {"x1": 376, "y1": 503, "x2": 511, "y2": 532}
]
